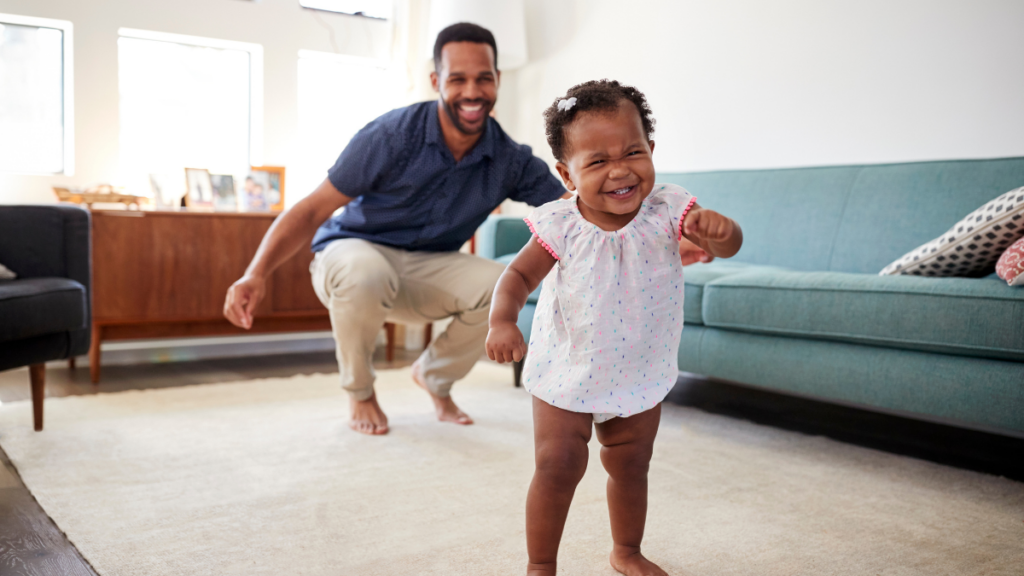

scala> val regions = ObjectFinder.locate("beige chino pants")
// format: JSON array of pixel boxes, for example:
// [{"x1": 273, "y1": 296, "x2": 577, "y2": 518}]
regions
[{"x1": 310, "y1": 238, "x2": 506, "y2": 401}]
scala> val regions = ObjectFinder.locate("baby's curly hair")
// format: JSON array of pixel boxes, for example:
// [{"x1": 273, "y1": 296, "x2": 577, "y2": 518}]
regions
[{"x1": 543, "y1": 79, "x2": 655, "y2": 163}]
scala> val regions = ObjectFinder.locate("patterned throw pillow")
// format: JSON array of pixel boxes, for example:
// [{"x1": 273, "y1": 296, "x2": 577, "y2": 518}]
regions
[
  {"x1": 996, "y1": 237, "x2": 1024, "y2": 286},
  {"x1": 880, "y1": 186, "x2": 1024, "y2": 277}
]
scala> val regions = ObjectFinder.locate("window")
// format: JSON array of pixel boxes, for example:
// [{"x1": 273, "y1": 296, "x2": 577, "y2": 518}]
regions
[
  {"x1": 292, "y1": 50, "x2": 399, "y2": 207},
  {"x1": 0, "y1": 13, "x2": 73, "y2": 175},
  {"x1": 299, "y1": 0, "x2": 392, "y2": 20},
  {"x1": 117, "y1": 29, "x2": 262, "y2": 190}
]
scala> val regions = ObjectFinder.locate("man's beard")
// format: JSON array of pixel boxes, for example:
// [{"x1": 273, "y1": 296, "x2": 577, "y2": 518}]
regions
[{"x1": 441, "y1": 97, "x2": 492, "y2": 135}]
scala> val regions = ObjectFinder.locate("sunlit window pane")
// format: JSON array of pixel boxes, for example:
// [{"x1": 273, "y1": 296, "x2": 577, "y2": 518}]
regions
[
  {"x1": 118, "y1": 36, "x2": 252, "y2": 185},
  {"x1": 292, "y1": 51, "x2": 399, "y2": 207},
  {"x1": 0, "y1": 22, "x2": 65, "y2": 174},
  {"x1": 299, "y1": 0, "x2": 392, "y2": 19}
]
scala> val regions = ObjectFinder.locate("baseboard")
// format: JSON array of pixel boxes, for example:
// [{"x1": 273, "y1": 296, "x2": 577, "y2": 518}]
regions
[{"x1": 67, "y1": 331, "x2": 337, "y2": 366}]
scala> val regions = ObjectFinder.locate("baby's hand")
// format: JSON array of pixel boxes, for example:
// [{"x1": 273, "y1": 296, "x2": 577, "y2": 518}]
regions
[
  {"x1": 683, "y1": 208, "x2": 735, "y2": 243},
  {"x1": 486, "y1": 321, "x2": 527, "y2": 364}
]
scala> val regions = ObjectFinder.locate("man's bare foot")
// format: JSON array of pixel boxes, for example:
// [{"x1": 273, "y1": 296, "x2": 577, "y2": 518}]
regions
[
  {"x1": 610, "y1": 546, "x2": 668, "y2": 576},
  {"x1": 526, "y1": 562, "x2": 557, "y2": 575},
  {"x1": 349, "y1": 393, "x2": 389, "y2": 435},
  {"x1": 411, "y1": 361, "x2": 474, "y2": 425}
]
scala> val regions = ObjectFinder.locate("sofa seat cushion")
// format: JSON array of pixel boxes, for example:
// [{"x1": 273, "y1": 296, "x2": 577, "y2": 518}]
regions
[
  {"x1": 0, "y1": 278, "x2": 87, "y2": 342},
  {"x1": 702, "y1": 270, "x2": 1024, "y2": 361},
  {"x1": 496, "y1": 253, "x2": 543, "y2": 304},
  {"x1": 682, "y1": 261, "x2": 785, "y2": 325}
]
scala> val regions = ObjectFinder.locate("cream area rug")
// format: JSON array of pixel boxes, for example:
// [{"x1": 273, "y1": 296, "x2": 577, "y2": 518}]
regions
[{"x1": 0, "y1": 362, "x2": 1021, "y2": 576}]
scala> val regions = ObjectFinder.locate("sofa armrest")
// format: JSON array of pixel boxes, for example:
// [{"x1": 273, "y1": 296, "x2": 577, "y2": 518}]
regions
[
  {"x1": 477, "y1": 215, "x2": 533, "y2": 260},
  {"x1": 0, "y1": 205, "x2": 92, "y2": 355}
]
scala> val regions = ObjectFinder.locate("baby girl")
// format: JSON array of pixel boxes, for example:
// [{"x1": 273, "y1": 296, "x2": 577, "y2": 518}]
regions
[{"x1": 486, "y1": 80, "x2": 743, "y2": 575}]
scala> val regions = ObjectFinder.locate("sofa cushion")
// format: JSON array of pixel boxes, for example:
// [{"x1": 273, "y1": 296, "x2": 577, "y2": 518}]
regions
[
  {"x1": 828, "y1": 158, "x2": 1024, "y2": 274},
  {"x1": 0, "y1": 278, "x2": 88, "y2": 342},
  {"x1": 702, "y1": 270, "x2": 1024, "y2": 361},
  {"x1": 658, "y1": 166, "x2": 863, "y2": 272},
  {"x1": 660, "y1": 157, "x2": 1024, "y2": 275},
  {"x1": 996, "y1": 237, "x2": 1024, "y2": 286},
  {"x1": 682, "y1": 261, "x2": 784, "y2": 325},
  {"x1": 880, "y1": 186, "x2": 1024, "y2": 278}
]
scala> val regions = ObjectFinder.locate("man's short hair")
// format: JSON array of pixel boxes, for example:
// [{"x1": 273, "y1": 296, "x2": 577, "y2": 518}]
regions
[{"x1": 433, "y1": 22, "x2": 498, "y2": 72}]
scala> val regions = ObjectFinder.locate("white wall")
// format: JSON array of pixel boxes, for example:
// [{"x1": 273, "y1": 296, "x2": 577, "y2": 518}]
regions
[
  {"x1": 501, "y1": 0, "x2": 1024, "y2": 175},
  {"x1": 0, "y1": 0, "x2": 391, "y2": 205},
  {"x1": 4, "y1": 0, "x2": 1023, "y2": 205}
]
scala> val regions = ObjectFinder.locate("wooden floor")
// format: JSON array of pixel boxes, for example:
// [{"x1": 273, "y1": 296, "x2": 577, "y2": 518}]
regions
[{"x1": 0, "y1": 351, "x2": 1021, "y2": 575}]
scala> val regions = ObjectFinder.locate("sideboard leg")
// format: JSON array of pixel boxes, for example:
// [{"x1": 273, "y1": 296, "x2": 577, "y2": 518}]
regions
[
  {"x1": 385, "y1": 322, "x2": 396, "y2": 363},
  {"x1": 89, "y1": 323, "x2": 102, "y2": 384}
]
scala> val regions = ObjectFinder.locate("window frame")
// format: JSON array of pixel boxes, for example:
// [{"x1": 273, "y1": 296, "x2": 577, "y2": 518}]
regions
[
  {"x1": 298, "y1": 0, "x2": 392, "y2": 20},
  {"x1": 117, "y1": 28, "x2": 265, "y2": 166},
  {"x1": 0, "y1": 12, "x2": 75, "y2": 175}
]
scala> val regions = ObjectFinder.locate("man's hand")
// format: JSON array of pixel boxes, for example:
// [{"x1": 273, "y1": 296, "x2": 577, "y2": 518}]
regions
[
  {"x1": 679, "y1": 236, "x2": 714, "y2": 266},
  {"x1": 223, "y1": 275, "x2": 266, "y2": 329},
  {"x1": 486, "y1": 321, "x2": 527, "y2": 364},
  {"x1": 221, "y1": 178, "x2": 352, "y2": 330}
]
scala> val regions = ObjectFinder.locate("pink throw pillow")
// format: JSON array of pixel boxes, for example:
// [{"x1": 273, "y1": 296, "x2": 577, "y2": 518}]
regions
[{"x1": 996, "y1": 237, "x2": 1024, "y2": 286}]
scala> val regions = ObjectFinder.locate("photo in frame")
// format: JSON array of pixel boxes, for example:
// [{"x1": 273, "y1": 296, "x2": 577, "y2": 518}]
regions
[
  {"x1": 149, "y1": 173, "x2": 184, "y2": 209},
  {"x1": 184, "y1": 168, "x2": 214, "y2": 210},
  {"x1": 245, "y1": 166, "x2": 285, "y2": 212},
  {"x1": 210, "y1": 174, "x2": 238, "y2": 211}
]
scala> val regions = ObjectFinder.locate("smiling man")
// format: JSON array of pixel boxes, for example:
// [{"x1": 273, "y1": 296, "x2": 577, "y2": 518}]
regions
[{"x1": 223, "y1": 23, "x2": 568, "y2": 435}]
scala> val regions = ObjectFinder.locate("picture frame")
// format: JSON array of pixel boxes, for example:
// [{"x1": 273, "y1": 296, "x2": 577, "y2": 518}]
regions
[
  {"x1": 184, "y1": 168, "x2": 214, "y2": 210},
  {"x1": 209, "y1": 174, "x2": 238, "y2": 212},
  {"x1": 149, "y1": 173, "x2": 184, "y2": 209},
  {"x1": 245, "y1": 166, "x2": 285, "y2": 212}
]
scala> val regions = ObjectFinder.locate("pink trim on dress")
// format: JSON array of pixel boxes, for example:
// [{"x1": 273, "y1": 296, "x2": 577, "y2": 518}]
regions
[
  {"x1": 524, "y1": 217, "x2": 561, "y2": 260},
  {"x1": 677, "y1": 196, "x2": 698, "y2": 241}
]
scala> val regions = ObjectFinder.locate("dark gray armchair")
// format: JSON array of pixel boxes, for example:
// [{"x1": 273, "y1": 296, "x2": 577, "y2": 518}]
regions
[{"x1": 0, "y1": 205, "x2": 91, "y2": 430}]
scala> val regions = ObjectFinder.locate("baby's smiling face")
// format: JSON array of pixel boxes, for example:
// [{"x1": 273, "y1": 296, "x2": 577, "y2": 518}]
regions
[{"x1": 555, "y1": 100, "x2": 656, "y2": 231}]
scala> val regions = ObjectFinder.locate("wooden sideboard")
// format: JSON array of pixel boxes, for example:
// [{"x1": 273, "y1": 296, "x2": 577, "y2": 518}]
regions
[{"x1": 89, "y1": 210, "x2": 331, "y2": 383}]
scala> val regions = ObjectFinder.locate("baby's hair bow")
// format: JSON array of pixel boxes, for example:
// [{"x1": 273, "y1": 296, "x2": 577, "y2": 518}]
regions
[{"x1": 557, "y1": 97, "x2": 577, "y2": 112}]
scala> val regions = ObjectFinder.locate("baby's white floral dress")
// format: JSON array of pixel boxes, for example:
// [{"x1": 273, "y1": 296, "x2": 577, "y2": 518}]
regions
[{"x1": 522, "y1": 184, "x2": 697, "y2": 422}]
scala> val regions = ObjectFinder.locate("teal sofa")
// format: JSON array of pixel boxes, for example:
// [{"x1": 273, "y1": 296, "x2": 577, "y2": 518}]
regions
[{"x1": 478, "y1": 158, "x2": 1024, "y2": 437}]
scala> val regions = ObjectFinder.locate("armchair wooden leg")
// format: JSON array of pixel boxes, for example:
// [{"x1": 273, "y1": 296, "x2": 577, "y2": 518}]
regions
[
  {"x1": 513, "y1": 358, "x2": 524, "y2": 388},
  {"x1": 423, "y1": 323, "x2": 432, "y2": 349},
  {"x1": 68, "y1": 357, "x2": 76, "y2": 370},
  {"x1": 29, "y1": 363, "x2": 45, "y2": 431}
]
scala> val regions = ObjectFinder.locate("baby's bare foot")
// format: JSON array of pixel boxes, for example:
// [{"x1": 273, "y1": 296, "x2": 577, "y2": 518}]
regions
[
  {"x1": 412, "y1": 361, "x2": 474, "y2": 425},
  {"x1": 610, "y1": 546, "x2": 668, "y2": 576},
  {"x1": 349, "y1": 393, "x2": 389, "y2": 435}
]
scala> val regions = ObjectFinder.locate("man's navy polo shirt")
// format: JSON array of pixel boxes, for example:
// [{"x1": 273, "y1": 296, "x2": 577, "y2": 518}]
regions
[{"x1": 311, "y1": 101, "x2": 565, "y2": 253}]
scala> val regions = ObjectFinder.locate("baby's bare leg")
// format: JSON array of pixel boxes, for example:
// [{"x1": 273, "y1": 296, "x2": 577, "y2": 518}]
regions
[
  {"x1": 595, "y1": 404, "x2": 667, "y2": 576},
  {"x1": 526, "y1": 397, "x2": 594, "y2": 575}
]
